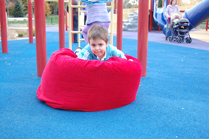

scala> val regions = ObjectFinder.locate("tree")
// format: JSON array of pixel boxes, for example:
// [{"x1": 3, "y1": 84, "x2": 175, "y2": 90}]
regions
[
  {"x1": 5, "y1": 0, "x2": 15, "y2": 16},
  {"x1": 20, "y1": 0, "x2": 28, "y2": 16},
  {"x1": 158, "y1": 0, "x2": 163, "y2": 8},
  {"x1": 45, "y1": 2, "x2": 52, "y2": 16},
  {"x1": 12, "y1": 0, "x2": 25, "y2": 17},
  {"x1": 49, "y1": 2, "x2": 58, "y2": 15},
  {"x1": 123, "y1": 0, "x2": 136, "y2": 8}
]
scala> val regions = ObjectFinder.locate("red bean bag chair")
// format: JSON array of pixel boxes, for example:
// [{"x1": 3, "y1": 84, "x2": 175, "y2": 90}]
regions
[{"x1": 36, "y1": 48, "x2": 142, "y2": 111}]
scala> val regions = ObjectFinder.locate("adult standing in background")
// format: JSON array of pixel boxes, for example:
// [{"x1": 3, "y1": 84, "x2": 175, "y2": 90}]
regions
[
  {"x1": 164, "y1": 0, "x2": 180, "y2": 40},
  {"x1": 82, "y1": 2, "x2": 87, "y2": 25},
  {"x1": 67, "y1": 0, "x2": 78, "y2": 43}
]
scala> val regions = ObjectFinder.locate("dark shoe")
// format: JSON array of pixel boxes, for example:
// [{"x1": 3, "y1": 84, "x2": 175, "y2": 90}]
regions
[
  {"x1": 165, "y1": 37, "x2": 168, "y2": 40},
  {"x1": 75, "y1": 47, "x2": 82, "y2": 56}
]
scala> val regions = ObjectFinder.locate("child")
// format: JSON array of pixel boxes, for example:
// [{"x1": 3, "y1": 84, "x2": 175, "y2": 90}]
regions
[
  {"x1": 77, "y1": 24, "x2": 127, "y2": 61},
  {"x1": 76, "y1": 0, "x2": 113, "y2": 44}
]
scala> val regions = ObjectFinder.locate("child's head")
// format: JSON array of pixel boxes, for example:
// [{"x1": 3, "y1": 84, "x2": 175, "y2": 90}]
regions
[
  {"x1": 170, "y1": 0, "x2": 177, "y2": 5},
  {"x1": 87, "y1": 24, "x2": 109, "y2": 60},
  {"x1": 88, "y1": 24, "x2": 109, "y2": 43}
]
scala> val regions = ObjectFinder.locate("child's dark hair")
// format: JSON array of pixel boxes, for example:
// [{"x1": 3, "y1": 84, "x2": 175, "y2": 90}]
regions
[
  {"x1": 170, "y1": 0, "x2": 176, "y2": 5},
  {"x1": 87, "y1": 24, "x2": 109, "y2": 43}
]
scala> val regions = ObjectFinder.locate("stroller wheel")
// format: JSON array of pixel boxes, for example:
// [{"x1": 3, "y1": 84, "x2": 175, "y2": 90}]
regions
[
  {"x1": 176, "y1": 37, "x2": 181, "y2": 43},
  {"x1": 179, "y1": 37, "x2": 183, "y2": 43},
  {"x1": 181, "y1": 37, "x2": 185, "y2": 42},
  {"x1": 169, "y1": 36, "x2": 173, "y2": 42},
  {"x1": 186, "y1": 37, "x2": 192, "y2": 43}
]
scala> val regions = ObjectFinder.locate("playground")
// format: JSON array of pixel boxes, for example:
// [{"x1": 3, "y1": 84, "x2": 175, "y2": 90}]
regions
[{"x1": 0, "y1": 0, "x2": 209, "y2": 138}]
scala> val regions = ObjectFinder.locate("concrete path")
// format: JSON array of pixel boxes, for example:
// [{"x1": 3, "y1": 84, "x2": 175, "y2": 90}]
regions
[
  {"x1": 45, "y1": 25, "x2": 209, "y2": 51},
  {"x1": 122, "y1": 30, "x2": 209, "y2": 51}
]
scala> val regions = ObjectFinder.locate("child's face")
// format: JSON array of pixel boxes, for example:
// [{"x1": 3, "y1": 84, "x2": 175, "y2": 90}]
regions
[
  {"x1": 89, "y1": 38, "x2": 108, "y2": 60},
  {"x1": 172, "y1": 0, "x2": 176, "y2": 5}
]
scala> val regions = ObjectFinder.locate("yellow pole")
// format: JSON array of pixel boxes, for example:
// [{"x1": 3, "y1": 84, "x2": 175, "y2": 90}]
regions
[
  {"x1": 78, "y1": 1, "x2": 81, "y2": 47},
  {"x1": 68, "y1": 0, "x2": 72, "y2": 49},
  {"x1": 110, "y1": 1, "x2": 114, "y2": 45}
]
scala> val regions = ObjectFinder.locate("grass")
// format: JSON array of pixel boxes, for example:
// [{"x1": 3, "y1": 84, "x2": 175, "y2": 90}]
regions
[
  {"x1": 8, "y1": 15, "x2": 59, "y2": 25},
  {"x1": 198, "y1": 23, "x2": 209, "y2": 29},
  {"x1": 7, "y1": 14, "x2": 208, "y2": 29},
  {"x1": 18, "y1": 33, "x2": 24, "y2": 37},
  {"x1": 45, "y1": 15, "x2": 59, "y2": 25},
  {"x1": 9, "y1": 21, "x2": 28, "y2": 24}
]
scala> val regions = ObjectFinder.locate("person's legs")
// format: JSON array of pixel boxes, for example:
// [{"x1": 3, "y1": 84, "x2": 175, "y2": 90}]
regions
[
  {"x1": 84, "y1": 15, "x2": 87, "y2": 25},
  {"x1": 73, "y1": 15, "x2": 78, "y2": 43},
  {"x1": 82, "y1": 23, "x2": 92, "y2": 44},
  {"x1": 165, "y1": 19, "x2": 169, "y2": 40},
  {"x1": 170, "y1": 27, "x2": 174, "y2": 37},
  {"x1": 98, "y1": 22, "x2": 110, "y2": 29},
  {"x1": 81, "y1": 15, "x2": 87, "y2": 39}
]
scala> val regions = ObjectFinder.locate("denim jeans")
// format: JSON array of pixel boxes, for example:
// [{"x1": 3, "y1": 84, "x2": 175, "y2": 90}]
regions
[
  {"x1": 73, "y1": 16, "x2": 78, "y2": 43},
  {"x1": 166, "y1": 19, "x2": 173, "y2": 38}
]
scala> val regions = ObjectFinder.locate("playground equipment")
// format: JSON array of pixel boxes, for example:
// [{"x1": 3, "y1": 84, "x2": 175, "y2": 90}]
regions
[
  {"x1": 0, "y1": 0, "x2": 149, "y2": 77},
  {"x1": 183, "y1": 0, "x2": 209, "y2": 31},
  {"x1": 36, "y1": 48, "x2": 142, "y2": 111},
  {"x1": 67, "y1": 0, "x2": 114, "y2": 49},
  {"x1": 28, "y1": 0, "x2": 33, "y2": 43},
  {"x1": 0, "y1": 0, "x2": 8, "y2": 53},
  {"x1": 153, "y1": 0, "x2": 209, "y2": 36}
]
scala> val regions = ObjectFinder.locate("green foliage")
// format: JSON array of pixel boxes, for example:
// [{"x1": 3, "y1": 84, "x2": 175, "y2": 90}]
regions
[
  {"x1": 33, "y1": 28, "x2": 35, "y2": 36},
  {"x1": 8, "y1": 20, "x2": 27, "y2": 24},
  {"x1": 7, "y1": 2, "x2": 15, "y2": 16},
  {"x1": 21, "y1": 0, "x2": 28, "y2": 16},
  {"x1": 158, "y1": 0, "x2": 163, "y2": 8},
  {"x1": 45, "y1": 2, "x2": 52, "y2": 16},
  {"x1": 49, "y1": 2, "x2": 58, "y2": 15},
  {"x1": 45, "y1": 15, "x2": 59, "y2": 25},
  {"x1": 12, "y1": 0, "x2": 25, "y2": 17},
  {"x1": 123, "y1": 0, "x2": 137, "y2": 9},
  {"x1": 18, "y1": 33, "x2": 24, "y2": 37}
]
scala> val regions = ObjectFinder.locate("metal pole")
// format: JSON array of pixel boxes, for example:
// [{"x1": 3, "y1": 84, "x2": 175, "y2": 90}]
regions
[
  {"x1": 0, "y1": 0, "x2": 8, "y2": 53},
  {"x1": 78, "y1": 1, "x2": 81, "y2": 47},
  {"x1": 114, "y1": 0, "x2": 117, "y2": 14},
  {"x1": 116, "y1": 0, "x2": 123, "y2": 50},
  {"x1": 68, "y1": 0, "x2": 72, "y2": 49},
  {"x1": 28, "y1": 0, "x2": 33, "y2": 43},
  {"x1": 137, "y1": 0, "x2": 149, "y2": 77},
  {"x1": 66, "y1": 10, "x2": 68, "y2": 31},
  {"x1": 34, "y1": 0, "x2": 47, "y2": 77},
  {"x1": 71, "y1": 0, "x2": 74, "y2": 44},
  {"x1": 110, "y1": 0, "x2": 114, "y2": 45},
  {"x1": 168, "y1": 0, "x2": 170, "y2": 4},
  {"x1": 59, "y1": 0, "x2": 65, "y2": 49},
  {"x1": 149, "y1": 0, "x2": 153, "y2": 31}
]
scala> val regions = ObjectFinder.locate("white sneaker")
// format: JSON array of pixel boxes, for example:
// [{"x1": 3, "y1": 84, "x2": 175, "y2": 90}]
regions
[{"x1": 75, "y1": 47, "x2": 82, "y2": 56}]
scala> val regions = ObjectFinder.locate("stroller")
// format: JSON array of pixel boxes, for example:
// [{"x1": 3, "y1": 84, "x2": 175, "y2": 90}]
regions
[{"x1": 168, "y1": 12, "x2": 192, "y2": 43}]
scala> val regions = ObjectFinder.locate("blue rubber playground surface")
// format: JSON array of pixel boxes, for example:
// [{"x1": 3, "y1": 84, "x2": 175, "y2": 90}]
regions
[{"x1": 0, "y1": 28, "x2": 209, "y2": 138}]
